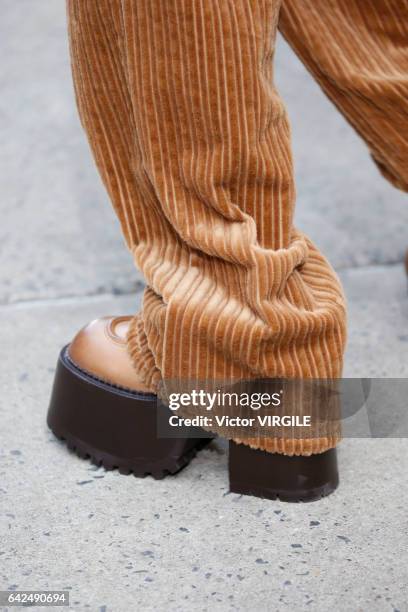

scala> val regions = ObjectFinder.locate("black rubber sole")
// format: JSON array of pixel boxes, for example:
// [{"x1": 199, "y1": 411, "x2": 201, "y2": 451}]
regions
[
  {"x1": 229, "y1": 441, "x2": 339, "y2": 502},
  {"x1": 47, "y1": 347, "x2": 210, "y2": 479}
]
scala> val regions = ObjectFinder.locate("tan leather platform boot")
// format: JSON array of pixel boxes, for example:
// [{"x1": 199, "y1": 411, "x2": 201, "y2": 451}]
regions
[{"x1": 47, "y1": 316, "x2": 210, "y2": 479}]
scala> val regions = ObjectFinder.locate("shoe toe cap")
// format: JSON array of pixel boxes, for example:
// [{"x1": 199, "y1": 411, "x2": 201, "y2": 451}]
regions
[{"x1": 68, "y1": 316, "x2": 152, "y2": 393}]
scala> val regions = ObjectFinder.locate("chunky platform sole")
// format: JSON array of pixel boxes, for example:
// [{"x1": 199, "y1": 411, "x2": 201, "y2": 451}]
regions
[
  {"x1": 229, "y1": 441, "x2": 339, "y2": 502},
  {"x1": 47, "y1": 347, "x2": 210, "y2": 479}
]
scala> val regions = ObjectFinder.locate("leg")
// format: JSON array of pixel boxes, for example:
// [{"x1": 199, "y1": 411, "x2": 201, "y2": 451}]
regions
[
  {"x1": 64, "y1": 0, "x2": 346, "y2": 457},
  {"x1": 279, "y1": 0, "x2": 408, "y2": 192}
]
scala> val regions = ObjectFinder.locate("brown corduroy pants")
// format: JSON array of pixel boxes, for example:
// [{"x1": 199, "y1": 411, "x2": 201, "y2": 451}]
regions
[{"x1": 67, "y1": 0, "x2": 408, "y2": 455}]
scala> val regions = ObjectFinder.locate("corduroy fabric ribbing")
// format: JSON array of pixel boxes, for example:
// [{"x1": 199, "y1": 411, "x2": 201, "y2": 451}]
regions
[
  {"x1": 66, "y1": 0, "x2": 354, "y2": 456},
  {"x1": 279, "y1": 0, "x2": 408, "y2": 193}
]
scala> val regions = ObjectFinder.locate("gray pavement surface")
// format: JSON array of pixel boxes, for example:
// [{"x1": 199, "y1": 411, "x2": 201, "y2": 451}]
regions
[{"x1": 1, "y1": 2, "x2": 408, "y2": 611}]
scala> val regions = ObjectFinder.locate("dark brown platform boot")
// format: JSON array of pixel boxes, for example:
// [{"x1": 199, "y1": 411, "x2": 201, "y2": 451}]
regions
[
  {"x1": 47, "y1": 317, "x2": 209, "y2": 479},
  {"x1": 48, "y1": 316, "x2": 338, "y2": 500}
]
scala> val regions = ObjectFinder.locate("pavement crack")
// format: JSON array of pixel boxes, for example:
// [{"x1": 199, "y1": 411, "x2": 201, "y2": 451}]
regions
[{"x1": 0, "y1": 284, "x2": 145, "y2": 310}]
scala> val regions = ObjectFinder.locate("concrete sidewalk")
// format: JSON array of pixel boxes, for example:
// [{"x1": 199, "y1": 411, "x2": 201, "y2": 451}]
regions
[{"x1": 1, "y1": 2, "x2": 407, "y2": 611}]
